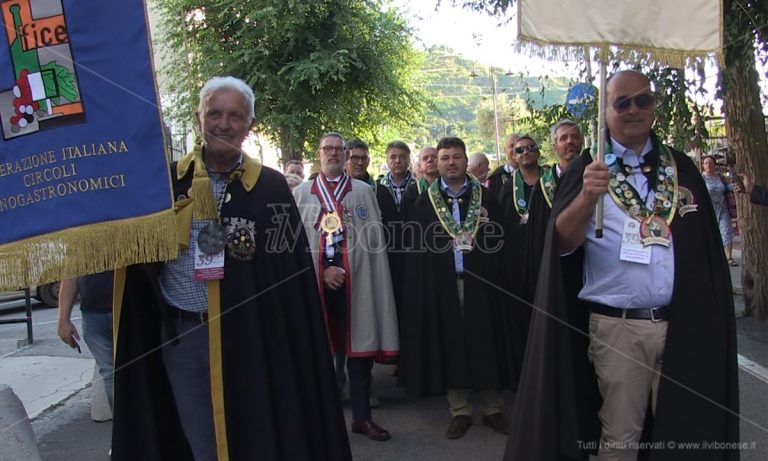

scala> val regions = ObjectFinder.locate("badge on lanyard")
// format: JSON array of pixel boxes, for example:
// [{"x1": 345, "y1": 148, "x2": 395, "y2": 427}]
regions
[
  {"x1": 194, "y1": 241, "x2": 225, "y2": 281},
  {"x1": 195, "y1": 221, "x2": 226, "y2": 280},
  {"x1": 619, "y1": 217, "x2": 651, "y2": 265}
]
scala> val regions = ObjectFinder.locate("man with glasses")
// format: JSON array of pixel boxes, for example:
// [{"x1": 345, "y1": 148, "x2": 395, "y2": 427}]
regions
[
  {"x1": 499, "y1": 136, "x2": 546, "y2": 301},
  {"x1": 505, "y1": 70, "x2": 738, "y2": 461},
  {"x1": 345, "y1": 139, "x2": 376, "y2": 188},
  {"x1": 294, "y1": 133, "x2": 399, "y2": 442},
  {"x1": 488, "y1": 133, "x2": 521, "y2": 201},
  {"x1": 522, "y1": 120, "x2": 583, "y2": 301}
]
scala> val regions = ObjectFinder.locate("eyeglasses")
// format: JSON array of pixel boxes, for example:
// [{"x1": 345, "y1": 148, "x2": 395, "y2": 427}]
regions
[
  {"x1": 514, "y1": 144, "x2": 539, "y2": 154},
  {"x1": 321, "y1": 146, "x2": 345, "y2": 154},
  {"x1": 349, "y1": 155, "x2": 368, "y2": 163},
  {"x1": 612, "y1": 94, "x2": 654, "y2": 113}
]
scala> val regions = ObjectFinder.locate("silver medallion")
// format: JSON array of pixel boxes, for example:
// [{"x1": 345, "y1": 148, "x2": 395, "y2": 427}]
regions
[{"x1": 198, "y1": 220, "x2": 228, "y2": 254}]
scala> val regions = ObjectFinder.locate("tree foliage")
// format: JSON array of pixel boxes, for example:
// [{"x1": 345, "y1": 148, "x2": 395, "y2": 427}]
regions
[
  {"x1": 451, "y1": 0, "x2": 768, "y2": 317},
  {"x1": 154, "y1": 0, "x2": 427, "y2": 163}
]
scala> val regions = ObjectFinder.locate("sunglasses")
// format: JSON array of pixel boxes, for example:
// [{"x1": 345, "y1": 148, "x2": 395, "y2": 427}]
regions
[
  {"x1": 612, "y1": 94, "x2": 654, "y2": 113},
  {"x1": 514, "y1": 144, "x2": 539, "y2": 154}
]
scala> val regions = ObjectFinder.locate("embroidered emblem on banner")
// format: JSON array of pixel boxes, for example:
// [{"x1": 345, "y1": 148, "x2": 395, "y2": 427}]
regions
[{"x1": 1, "y1": 0, "x2": 85, "y2": 139}]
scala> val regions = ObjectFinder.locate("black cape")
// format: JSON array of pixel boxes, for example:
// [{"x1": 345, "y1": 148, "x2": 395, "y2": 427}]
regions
[
  {"x1": 487, "y1": 164, "x2": 513, "y2": 203},
  {"x1": 112, "y1": 162, "x2": 352, "y2": 461},
  {"x1": 376, "y1": 177, "x2": 414, "y2": 321},
  {"x1": 499, "y1": 177, "x2": 537, "y2": 302},
  {"x1": 504, "y1": 146, "x2": 739, "y2": 460},
  {"x1": 398, "y1": 180, "x2": 523, "y2": 394},
  {"x1": 524, "y1": 164, "x2": 570, "y2": 302}
]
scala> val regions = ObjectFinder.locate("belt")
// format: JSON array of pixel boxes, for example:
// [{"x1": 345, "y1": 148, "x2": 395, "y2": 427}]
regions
[
  {"x1": 164, "y1": 304, "x2": 208, "y2": 324},
  {"x1": 588, "y1": 302, "x2": 669, "y2": 322}
]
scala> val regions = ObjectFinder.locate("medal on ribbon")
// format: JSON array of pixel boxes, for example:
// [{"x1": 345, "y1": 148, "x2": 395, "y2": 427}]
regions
[
  {"x1": 197, "y1": 220, "x2": 228, "y2": 254},
  {"x1": 513, "y1": 167, "x2": 542, "y2": 221},
  {"x1": 428, "y1": 177, "x2": 483, "y2": 253},
  {"x1": 320, "y1": 211, "x2": 342, "y2": 246},
  {"x1": 602, "y1": 141, "x2": 679, "y2": 247},
  {"x1": 311, "y1": 173, "x2": 351, "y2": 248}
]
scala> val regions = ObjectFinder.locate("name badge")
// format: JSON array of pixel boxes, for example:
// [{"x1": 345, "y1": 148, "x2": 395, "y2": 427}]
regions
[
  {"x1": 194, "y1": 242, "x2": 225, "y2": 281},
  {"x1": 619, "y1": 217, "x2": 651, "y2": 265}
]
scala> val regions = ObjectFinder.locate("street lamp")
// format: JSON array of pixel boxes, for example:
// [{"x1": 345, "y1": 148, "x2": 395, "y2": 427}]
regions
[{"x1": 471, "y1": 67, "x2": 511, "y2": 164}]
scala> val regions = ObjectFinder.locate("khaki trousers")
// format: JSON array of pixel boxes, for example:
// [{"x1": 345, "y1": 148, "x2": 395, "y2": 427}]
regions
[
  {"x1": 447, "y1": 278, "x2": 504, "y2": 417},
  {"x1": 588, "y1": 312, "x2": 667, "y2": 461},
  {"x1": 447, "y1": 388, "x2": 504, "y2": 417}
]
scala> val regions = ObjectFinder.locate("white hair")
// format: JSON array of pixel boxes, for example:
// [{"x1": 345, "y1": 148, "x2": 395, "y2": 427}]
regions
[{"x1": 198, "y1": 76, "x2": 255, "y2": 123}]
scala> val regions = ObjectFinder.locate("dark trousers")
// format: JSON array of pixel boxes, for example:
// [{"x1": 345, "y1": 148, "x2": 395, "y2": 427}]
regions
[
  {"x1": 348, "y1": 357, "x2": 374, "y2": 422},
  {"x1": 161, "y1": 317, "x2": 217, "y2": 461},
  {"x1": 324, "y1": 252, "x2": 375, "y2": 423}
]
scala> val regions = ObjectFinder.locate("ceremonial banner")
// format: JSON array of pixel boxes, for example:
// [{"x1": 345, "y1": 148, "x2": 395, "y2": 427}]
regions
[
  {"x1": 0, "y1": 0, "x2": 176, "y2": 289},
  {"x1": 518, "y1": 0, "x2": 723, "y2": 66}
]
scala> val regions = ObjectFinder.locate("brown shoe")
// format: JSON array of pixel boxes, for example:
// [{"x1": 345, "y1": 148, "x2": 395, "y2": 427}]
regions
[
  {"x1": 482, "y1": 413, "x2": 509, "y2": 434},
  {"x1": 351, "y1": 420, "x2": 391, "y2": 441},
  {"x1": 446, "y1": 415, "x2": 473, "y2": 439}
]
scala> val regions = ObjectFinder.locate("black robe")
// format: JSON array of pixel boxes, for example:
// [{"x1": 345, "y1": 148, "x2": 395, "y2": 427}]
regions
[
  {"x1": 499, "y1": 178, "x2": 536, "y2": 302},
  {"x1": 504, "y1": 146, "x2": 739, "y2": 460},
  {"x1": 376, "y1": 177, "x2": 414, "y2": 323},
  {"x1": 398, "y1": 180, "x2": 522, "y2": 394},
  {"x1": 524, "y1": 164, "x2": 567, "y2": 301},
  {"x1": 112, "y1": 162, "x2": 352, "y2": 461},
  {"x1": 487, "y1": 164, "x2": 513, "y2": 203}
]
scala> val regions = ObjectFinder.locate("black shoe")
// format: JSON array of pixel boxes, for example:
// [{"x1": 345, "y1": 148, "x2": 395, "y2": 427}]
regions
[
  {"x1": 482, "y1": 413, "x2": 509, "y2": 434},
  {"x1": 446, "y1": 415, "x2": 473, "y2": 439}
]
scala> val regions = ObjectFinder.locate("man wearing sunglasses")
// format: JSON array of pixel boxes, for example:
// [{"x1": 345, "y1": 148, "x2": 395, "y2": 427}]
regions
[
  {"x1": 522, "y1": 120, "x2": 583, "y2": 301},
  {"x1": 487, "y1": 133, "x2": 521, "y2": 201},
  {"x1": 499, "y1": 136, "x2": 546, "y2": 301},
  {"x1": 505, "y1": 70, "x2": 738, "y2": 461}
]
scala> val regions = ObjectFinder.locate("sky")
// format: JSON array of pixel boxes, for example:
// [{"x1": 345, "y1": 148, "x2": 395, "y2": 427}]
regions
[{"x1": 392, "y1": 1, "x2": 576, "y2": 76}]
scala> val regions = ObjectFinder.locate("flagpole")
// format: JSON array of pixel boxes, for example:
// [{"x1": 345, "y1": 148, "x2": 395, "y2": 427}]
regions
[{"x1": 595, "y1": 58, "x2": 607, "y2": 238}]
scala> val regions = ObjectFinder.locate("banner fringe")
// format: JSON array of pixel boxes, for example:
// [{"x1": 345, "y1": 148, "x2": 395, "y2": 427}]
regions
[
  {"x1": 0, "y1": 209, "x2": 178, "y2": 290},
  {"x1": 515, "y1": 37, "x2": 722, "y2": 69}
]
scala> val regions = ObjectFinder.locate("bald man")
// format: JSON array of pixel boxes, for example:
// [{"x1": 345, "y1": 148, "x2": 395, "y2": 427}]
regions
[
  {"x1": 505, "y1": 70, "x2": 738, "y2": 461},
  {"x1": 467, "y1": 152, "x2": 490, "y2": 184},
  {"x1": 487, "y1": 134, "x2": 520, "y2": 201}
]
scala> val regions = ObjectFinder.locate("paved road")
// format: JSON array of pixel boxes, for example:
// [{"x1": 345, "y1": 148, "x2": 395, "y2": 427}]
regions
[{"x1": 1, "y1": 295, "x2": 766, "y2": 460}]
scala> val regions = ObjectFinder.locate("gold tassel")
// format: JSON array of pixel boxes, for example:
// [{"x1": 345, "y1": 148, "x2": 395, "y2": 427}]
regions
[
  {"x1": 0, "y1": 209, "x2": 178, "y2": 290},
  {"x1": 189, "y1": 147, "x2": 218, "y2": 221}
]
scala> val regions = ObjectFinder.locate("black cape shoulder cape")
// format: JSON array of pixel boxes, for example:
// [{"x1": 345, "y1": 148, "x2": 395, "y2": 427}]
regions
[
  {"x1": 112, "y1": 165, "x2": 352, "y2": 461},
  {"x1": 504, "y1": 147, "x2": 739, "y2": 460},
  {"x1": 398, "y1": 182, "x2": 525, "y2": 394},
  {"x1": 488, "y1": 164, "x2": 512, "y2": 202}
]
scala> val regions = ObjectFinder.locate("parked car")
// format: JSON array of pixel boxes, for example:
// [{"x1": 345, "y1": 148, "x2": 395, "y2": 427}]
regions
[{"x1": 0, "y1": 281, "x2": 60, "y2": 308}]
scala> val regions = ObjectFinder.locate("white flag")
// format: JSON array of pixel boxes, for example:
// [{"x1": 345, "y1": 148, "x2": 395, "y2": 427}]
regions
[{"x1": 518, "y1": 0, "x2": 722, "y2": 65}]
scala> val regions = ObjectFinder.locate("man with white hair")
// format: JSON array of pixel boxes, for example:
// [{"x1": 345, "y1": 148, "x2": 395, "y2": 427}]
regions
[
  {"x1": 467, "y1": 152, "x2": 490, "y2": 184},
  {"x1": 112, "y1": 76, "x2": 352, "y2": 461}
]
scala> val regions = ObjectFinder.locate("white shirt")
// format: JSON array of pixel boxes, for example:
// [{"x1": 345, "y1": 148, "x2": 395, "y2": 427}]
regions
[{"x1": 577, "y1": 137, "x2": 674, "y2": 309}]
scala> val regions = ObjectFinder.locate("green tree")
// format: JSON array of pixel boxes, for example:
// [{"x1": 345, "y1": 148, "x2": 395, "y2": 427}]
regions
[
  {"x1": 719, "y1": 0, "x2": 768, "y2": 318},
  {"x1": 455, "y1": 0, "x2": 768, "y2": 317},
  {"x1": 154, "y1": 0, "x2": 427, "y2": 164}
]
